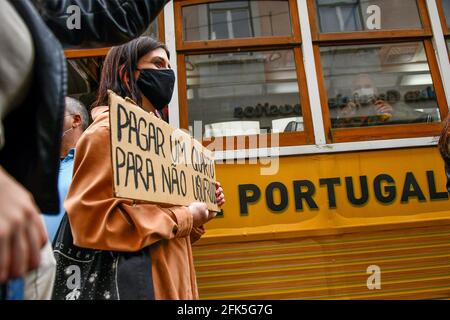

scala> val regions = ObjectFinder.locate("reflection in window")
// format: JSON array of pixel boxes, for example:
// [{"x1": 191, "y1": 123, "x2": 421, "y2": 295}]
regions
[
  {"x1": 185, "y1": 50, "x2": 303, "y2": 138},
  {"x1": 320, "y1": 42, "x2": 441, "y2": 128},
  {"x1": 315, "y1": 0, "x2": 422, "y2": 33},
  {"x1": 67, "y1": 57, "x2": 103, "y2": 109},
  {"x1": 182, "y1": 1, "x2": 292, "y2": 41}
]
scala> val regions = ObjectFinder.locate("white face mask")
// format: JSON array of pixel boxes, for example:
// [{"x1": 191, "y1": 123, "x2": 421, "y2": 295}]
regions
[{"x1": 353, "y1": 87, "x2": 375, "y2": 98}]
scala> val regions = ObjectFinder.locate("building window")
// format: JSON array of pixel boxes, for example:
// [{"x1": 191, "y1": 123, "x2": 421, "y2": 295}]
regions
[
  {"x1": 65, "y1": 13, "x2": 164, "y2": 107},
  {"x1": 308, "y1": 0, "x2": 448, "y2": 142},
  {"x1": 176, "y1": 0, "x2": 314, "y2": 149},
  {"x1": 64, "y1": 14, "x2": 163, "y2": 58}
]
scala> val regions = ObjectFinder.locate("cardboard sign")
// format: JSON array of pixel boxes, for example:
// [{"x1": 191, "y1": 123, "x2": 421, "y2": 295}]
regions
[{"x1": 108, "y1": 91, "x2": 219, "y2": 211}]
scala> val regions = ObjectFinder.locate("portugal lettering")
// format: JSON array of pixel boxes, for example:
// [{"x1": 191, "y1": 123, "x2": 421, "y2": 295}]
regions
[{"x1": 238, "y1": 171, "x2": 449, "y2": 215}]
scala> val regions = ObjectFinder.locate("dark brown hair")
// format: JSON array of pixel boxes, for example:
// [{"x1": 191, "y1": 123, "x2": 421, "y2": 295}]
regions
[
  {"x1": 93, "y1": 37, "x2": 169, "y2": 108},
  {"x1": 439, "y1": 113, "x2": 450, "y2": 164}
]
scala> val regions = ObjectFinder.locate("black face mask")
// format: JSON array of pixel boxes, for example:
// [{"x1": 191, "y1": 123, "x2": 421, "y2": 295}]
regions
[{"x1": 136, "y1": 68, "x2": 175, "y2": 111}]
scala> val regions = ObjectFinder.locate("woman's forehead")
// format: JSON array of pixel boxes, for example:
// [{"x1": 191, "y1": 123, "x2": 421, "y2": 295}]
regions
[{"x1": 141, "y1": 47, "x2": 169, "y2": 62}]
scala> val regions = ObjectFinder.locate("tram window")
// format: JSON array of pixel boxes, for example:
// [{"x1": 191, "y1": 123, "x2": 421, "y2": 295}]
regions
[
  {"x1": 320, "y1": 42, "x2": 441, "y2": 129},
  {"x1": 182, "y1": 0, "x2": 292, "y2": 41},
  {"x1": 308, "y1": 0, "x2": 448, "y2": 142},
  {"x1": 176, "y1": 0, "x2": 313, "y2": 149},
  {"x1": 314, "y1": 0, "x2": 422, "y2": 33},
  {"x1": 185, "y1": 50, "x2": 304, "y2": 138}
]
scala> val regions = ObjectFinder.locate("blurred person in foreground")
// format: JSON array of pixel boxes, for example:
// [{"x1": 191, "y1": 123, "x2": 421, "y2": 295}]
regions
[{"x1": 0, "y1": 0, "x2": 170, "y2": 299}]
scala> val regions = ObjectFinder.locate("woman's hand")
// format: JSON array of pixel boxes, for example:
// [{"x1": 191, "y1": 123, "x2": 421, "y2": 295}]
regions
[
  {"x1": 188, "y1": 202, "x2": 216, "y2": 227},
  {"x1": 188, "y1": 181, "x2": 225, "y2": 228},
  {"x1": 215, "y1": 181, "x2": 225, "y2": 207}
]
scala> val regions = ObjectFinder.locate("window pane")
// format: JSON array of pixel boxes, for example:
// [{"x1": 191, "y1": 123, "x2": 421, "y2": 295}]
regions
[
  {"x1": 182, "y1": 1, "x2": 292, "y2": 41},
  {"x1": 185, "y1": 50, "x2": 303, "y2": 137},
  {"x1": 320, "y1": 42, "x2": 441, "y2": 129},
  {"x1": 67, "y1": 57, "x2": 103, "y2": 108},
  {"x1": 142, "y1": 18, "x2": 159, "y2": 39},
  {"x1": 315, "y1": 0, "x2": 422, "y2": 33},
  {"x1": 443, "y1": 0, "x2": 450, "y2": 28}
]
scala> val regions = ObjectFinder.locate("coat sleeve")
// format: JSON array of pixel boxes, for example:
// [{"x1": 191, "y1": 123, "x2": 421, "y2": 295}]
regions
[
  {"x1": 65, "y1": 124, "x2": 193, "y2": 252},
  {"x1": 34, "y1": 0, "x2": 170, "y2": 49},
  {"x1": 190, "y1": 225, "x2": 206, "y2": 244}
]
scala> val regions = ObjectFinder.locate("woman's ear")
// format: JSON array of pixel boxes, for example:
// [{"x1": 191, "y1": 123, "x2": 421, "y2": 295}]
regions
[{"x1": 119, "y1": 65, "x2": 131, "y2": 91}]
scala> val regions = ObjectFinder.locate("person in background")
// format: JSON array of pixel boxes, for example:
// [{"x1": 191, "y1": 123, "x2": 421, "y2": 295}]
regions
[
  {"x1": 43, "y1": 97, "x2": 89, "y2": 243},
  {"x1": 335, "y1": 73, "x2": 430, "y2": 127},
  {"x1": 439, "y1": 113, "x2": 450, "y2": 193}
]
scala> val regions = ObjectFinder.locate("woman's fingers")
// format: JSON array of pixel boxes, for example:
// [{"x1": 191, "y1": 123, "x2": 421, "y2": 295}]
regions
[
  {"x1": 214, "y1": 181, "x2": 225, "y2": 207},
  {"x1": 216, "y1": 194, "x2": 225, "y2": 207},
  {"x1": 216, "y1": 192, "x2": 225, "y2": 201}
]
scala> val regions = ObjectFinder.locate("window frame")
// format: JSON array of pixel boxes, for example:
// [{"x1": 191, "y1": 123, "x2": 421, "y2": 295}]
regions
[
  {"x1": 174, "y1": 0, "x2": 316, "y2": 150},
  {"x1": 307, "y1": 0, "x2": 449, "y2": 143}
]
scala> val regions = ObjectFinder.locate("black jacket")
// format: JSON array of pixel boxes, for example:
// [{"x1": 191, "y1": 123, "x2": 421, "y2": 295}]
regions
[{"x1": 0, "y1": 0, "x2": 169, "y2": 213}]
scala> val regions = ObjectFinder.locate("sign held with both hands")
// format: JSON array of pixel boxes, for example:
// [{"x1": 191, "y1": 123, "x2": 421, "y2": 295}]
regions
[{"x1": 108, "y1": 90, "x2": 219, "y2": 211}]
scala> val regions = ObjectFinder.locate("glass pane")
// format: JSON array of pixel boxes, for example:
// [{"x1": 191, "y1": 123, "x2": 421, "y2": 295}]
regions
[
  {"x1": 443, "y1": 0, "x2": 450, "y2": 28},
  {"x1": 182, "y1": 0, "x2": 292, "y2": 41},
  {"x1": 67, "y1": 57, "x2": 104, "y2": 108},
  {"x1": 142, "y1": 18, "x2": 159, "y2": 39},
  {"x1": 320, "y1": 42, "x2": 441, "y2": 129},
  {"x1": 185, "y1": 50, "x2": 303, "y2": 138},
  {"x1": 315, "y1": 0, "x2": 422, "y2": 33}
]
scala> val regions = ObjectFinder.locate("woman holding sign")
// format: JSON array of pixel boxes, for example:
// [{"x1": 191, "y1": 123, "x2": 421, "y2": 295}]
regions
[{"x1": 53, "y1": 37, "x2": 225, "y2": 300}]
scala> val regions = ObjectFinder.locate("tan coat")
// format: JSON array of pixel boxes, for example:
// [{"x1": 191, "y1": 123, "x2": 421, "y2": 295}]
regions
[{"x1": 65, "y1": 106, "x2": 204, "y2": 299}]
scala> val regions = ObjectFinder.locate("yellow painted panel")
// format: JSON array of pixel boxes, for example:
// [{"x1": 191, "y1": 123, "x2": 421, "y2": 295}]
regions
[{"x1": 203, "y1": 147, "x2": 450, "y2": 243}]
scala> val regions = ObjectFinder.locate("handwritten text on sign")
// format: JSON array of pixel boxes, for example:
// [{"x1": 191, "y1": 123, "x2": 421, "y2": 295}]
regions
[{"x1": 108, "y1": 91, "x2": 219, "y2": 211}]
